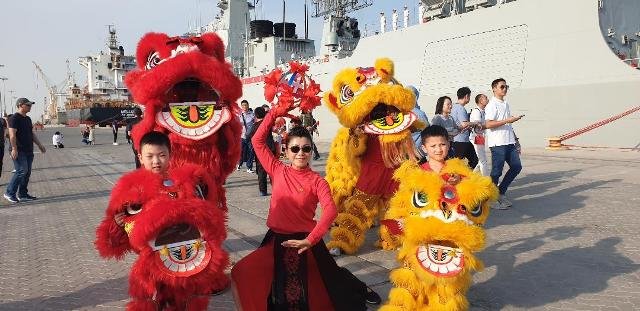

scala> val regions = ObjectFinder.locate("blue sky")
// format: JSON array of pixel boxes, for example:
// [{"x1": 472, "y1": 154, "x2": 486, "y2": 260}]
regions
[{"x1": 0, "y1": 0, "x2": 418, "y2": 120}]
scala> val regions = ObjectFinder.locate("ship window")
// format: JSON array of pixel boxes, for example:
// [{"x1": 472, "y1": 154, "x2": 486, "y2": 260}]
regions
[{"x1": 97, "y1": 75, "x2": 103, "y2": 80}]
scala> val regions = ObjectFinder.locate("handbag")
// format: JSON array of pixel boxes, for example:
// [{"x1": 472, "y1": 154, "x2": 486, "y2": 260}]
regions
[{"x1": 474, "y1": 134, "x2": 485, "y2": 145}]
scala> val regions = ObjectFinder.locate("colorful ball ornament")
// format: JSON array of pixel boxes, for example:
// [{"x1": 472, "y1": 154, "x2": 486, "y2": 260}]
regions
[{"x1": 263, "y1": 61, "x2": 322, "y2": 113}]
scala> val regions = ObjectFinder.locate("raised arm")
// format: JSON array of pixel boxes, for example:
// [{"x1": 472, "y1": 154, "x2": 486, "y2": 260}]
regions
[{"x1": 251, "y1": 110, "x2": 282, "y2": 175}]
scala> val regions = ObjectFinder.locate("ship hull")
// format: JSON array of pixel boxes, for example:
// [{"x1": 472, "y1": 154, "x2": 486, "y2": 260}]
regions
[
  {"x1": 64, "y1": 107, "x2": 138, "y2": 126},
  {"x1": 239, "y1": 0, "x2": 640, "y2": 148}
]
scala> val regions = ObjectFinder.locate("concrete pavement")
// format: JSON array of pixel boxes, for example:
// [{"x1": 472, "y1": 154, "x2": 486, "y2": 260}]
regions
[{"x1": 0, "y1": 127, "x2": 638, "y2": 310}]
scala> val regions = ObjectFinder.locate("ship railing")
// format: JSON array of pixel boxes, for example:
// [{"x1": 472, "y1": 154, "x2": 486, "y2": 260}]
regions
[{"x1": 547, "y1": 105, "x2": 640, "y2": 150}]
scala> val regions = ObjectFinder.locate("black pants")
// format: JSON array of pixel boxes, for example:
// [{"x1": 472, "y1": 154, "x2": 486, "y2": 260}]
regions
[
  {"x1": 256, "y1": 160, "x2": 268, "y2": 194},
  {"x1": 451, "y1": 141, "x2": 479, "y2": 169},
  {"x1": 0, "y1": 144, "x2": 4, "y2": 178},
  {"x1": 113, "y1": 131, "x2": 118, "y2": 143},
  {"x1": 133, "y1": 146, "x2": 141, "y2": 169}
]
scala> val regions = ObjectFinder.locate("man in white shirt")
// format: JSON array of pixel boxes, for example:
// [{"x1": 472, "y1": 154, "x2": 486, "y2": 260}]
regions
[
  {"x1": 484, "y1": 78, "x2": 523, "y2": 209},
  {"x1": 380, "y1": 12, "x2": 386, "y2": 34},
  {"x1": 418, "y1": 2, "x2": 425, "y2": 24}
]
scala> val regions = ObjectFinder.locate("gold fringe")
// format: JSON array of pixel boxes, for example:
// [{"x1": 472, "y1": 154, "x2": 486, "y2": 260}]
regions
[{"x1": 379, "y1": 134, "x2": 417, "y2": 168}]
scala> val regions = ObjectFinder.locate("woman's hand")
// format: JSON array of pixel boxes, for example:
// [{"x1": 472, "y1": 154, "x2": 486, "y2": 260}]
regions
[{"x1": 281, "y1": 239, "x2": 312, "y2": 254}]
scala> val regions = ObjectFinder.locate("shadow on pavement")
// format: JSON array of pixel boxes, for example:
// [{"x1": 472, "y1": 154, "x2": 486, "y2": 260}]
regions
[
  {"x1": 470, "y1": 226, "x2": 639, "y2": 309},
  {"x1": 4, "y1": 190, "x2": 111, "y2": 208},
  {"x1": 486, "y1": 170, "x2": 618, "y2": 229},
  {"x1": 0, "y1": 277, "x2": 128, "y2": 310},
  {"x1": 31, "y1": 162, "x2": 132, "y2": 172}
]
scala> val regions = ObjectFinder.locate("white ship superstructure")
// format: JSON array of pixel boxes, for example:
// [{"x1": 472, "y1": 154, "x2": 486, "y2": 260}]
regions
[
  {"x1": 77, "y1": 25, "x2": 136, "y2": 103},
  {"x1": 203, "y1": 0, "x2": 640, "y2": 148}
]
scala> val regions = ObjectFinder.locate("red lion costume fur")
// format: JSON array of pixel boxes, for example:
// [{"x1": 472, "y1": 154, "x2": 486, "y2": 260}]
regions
[
  {"x1": 125, "y1": 32, "x2": 243, "y2": 209},
  {"x1": 95, "y1": 165, "x2": 228, "y2": 310}
]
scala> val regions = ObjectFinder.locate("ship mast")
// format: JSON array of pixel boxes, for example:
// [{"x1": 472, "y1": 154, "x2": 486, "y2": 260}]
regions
[{"x1": 313, "y1": 0, "x2": 371, "y2": 58}]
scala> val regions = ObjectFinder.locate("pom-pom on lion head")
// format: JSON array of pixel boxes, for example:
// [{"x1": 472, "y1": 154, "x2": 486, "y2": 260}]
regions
[
  {"x1": 382, "y1": 159, "x2": 498, "y2": 285},
  {"x1": 324, "y1": 58, "x2": 417, "y2": 138}
]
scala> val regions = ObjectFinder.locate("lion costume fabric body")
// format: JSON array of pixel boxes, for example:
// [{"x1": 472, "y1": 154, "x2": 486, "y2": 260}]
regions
[
  {"x1": 95, "y1": 165, "x2": 228, "y2": 310},
  {"x1": 379, "y1": 159, "x2": 498, "y2": 311},
  {"x1": 324, "y1": 58, "x2": 424, "y2": 255},
  {"x1": 125, "y1": 32, "x2": 243, "y2": 210}
]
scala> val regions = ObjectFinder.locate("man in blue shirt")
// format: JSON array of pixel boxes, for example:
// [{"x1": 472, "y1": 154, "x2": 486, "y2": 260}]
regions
[
  {"x1": 237, "y1": 100, "x2": 255, "y2": 173},
  {"x1": 450, "y1": 87, "x2": 478, "y2": 169}
]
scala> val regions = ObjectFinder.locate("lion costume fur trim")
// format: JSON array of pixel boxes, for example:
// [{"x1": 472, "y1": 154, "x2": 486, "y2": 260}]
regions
[{"x1": 324, "y1": 58, "x2": 423, "y2": 254}]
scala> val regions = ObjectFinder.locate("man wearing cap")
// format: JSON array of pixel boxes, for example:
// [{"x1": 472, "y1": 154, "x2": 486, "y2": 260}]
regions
[{"x1": 4, "y1": 98, "x2": 46, "y2": 203}]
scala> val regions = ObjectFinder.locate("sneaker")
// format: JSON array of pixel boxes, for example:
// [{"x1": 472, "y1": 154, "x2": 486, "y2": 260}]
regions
[
  {"x1": 113, "y1": 142, "x2": 119, "y2": 145},
  {"x1": 499, "y1": 195, "x2": 513, "y2": 208},
  {"x1": 260, "y1": 191, "x2": 269, "y2": 196},
  {"x1": 3, "y1": 194, "x2": 19, "y2": 203},
  {"x1": 491, "y1": 201, "x2": 509, "y2": 210},
  {"x1": 365, "y1": 287, "x2": 382, "y2": 305},
  {"x1": 236, "y1": 165, "x2": 242, "y2": 171},
  {"x1": 17, "y1": 194, "x2": 37, "y2": 202},
  {"x1": 328, "y1": 247, "x2": 342, "y2": 256},
  {"x1": 246, "y1": 169, "x2": 254, "y2": 173}
]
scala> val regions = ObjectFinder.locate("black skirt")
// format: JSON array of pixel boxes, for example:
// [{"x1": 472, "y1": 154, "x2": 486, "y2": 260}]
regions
[{"x1": 232, "y1": 230, "x2": 368, "y2": 311}]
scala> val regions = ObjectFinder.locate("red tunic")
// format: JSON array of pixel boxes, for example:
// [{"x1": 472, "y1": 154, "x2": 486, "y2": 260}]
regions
[
  {"x1": 420, "y1": 161, "x2": 433, "y2": 171},
  {"x1": 354, "y1": 135, "x2": 399, "y2": 198},
  {"x1": 251, "y1": 110, "x2": 337, "y2": 245}
]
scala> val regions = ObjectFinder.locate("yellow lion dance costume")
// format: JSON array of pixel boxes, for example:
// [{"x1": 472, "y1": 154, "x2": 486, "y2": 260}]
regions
[
  {"x1": 380, "y1": 159, "x2": 498, "y2": 311},
  {"x1": 324, "y1": 58, "x2": 425, "y2": 255}
]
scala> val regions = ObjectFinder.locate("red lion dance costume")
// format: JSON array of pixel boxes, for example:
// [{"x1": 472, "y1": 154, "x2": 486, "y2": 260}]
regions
[
  {"x1": 95, "y1": 32, "x2": 242, "y2": 310},
  {"x1": 95, "y1": 165, "x2": 228, "y2": 310},
  {"x1": 125, "y1": 32, "x2": 243, "y2": 209}
]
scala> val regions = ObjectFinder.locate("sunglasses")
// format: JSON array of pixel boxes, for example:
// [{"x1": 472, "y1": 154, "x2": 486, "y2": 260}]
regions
[
  {"x1": 499, "y1": 84, "x2": 509, "y2": 90},
  {"x1": 289, "y1": 145, "x2": 312, "y2": 154}
]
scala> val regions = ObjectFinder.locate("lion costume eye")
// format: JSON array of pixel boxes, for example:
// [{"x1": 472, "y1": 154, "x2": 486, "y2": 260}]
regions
[
  {"x1": 146, "y1": 51, "x2": 162, "y2": 69},
  {"x1": 125, "y1": 202, "x2": 143, "y2": 215},
  {"x1": 469, "y1": 202, "x2": 483, "y2": 217},
  {"x1": 194, "y1": 183, "x2": 208, "y2": 200},
  {"x1": 340, "y1": 85, "x2": 354, "y2": 104},
  {"x1": 412, "y1": 191, "x2": 428, "y2": 208}
]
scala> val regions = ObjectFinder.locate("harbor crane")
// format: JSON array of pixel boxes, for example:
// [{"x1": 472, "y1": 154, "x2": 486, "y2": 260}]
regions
[{"x1": 32, "y1": 60, "x2": 74, "y2": 123}]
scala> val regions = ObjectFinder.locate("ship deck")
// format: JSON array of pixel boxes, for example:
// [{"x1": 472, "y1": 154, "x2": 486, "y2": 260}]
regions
[{"x1": 0, "y1": 127, "x2": 638, "y2": 310}]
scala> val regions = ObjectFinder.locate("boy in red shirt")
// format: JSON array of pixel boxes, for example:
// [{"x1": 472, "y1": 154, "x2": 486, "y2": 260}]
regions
[
  {"x1": 114, "y1": 131, "x2": 171, "y2": 226},
  {"x1": 418, "y1": 125, "x2": 450, "y2": 173}
]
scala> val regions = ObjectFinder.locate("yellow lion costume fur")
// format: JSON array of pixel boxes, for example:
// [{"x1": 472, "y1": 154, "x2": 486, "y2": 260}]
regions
[
  {"x1": 379, "y1": 159, "x2": 498, "y2": 311},
  {"x1": 324, "y1": 58, "x2": 425, "y2": 255}
]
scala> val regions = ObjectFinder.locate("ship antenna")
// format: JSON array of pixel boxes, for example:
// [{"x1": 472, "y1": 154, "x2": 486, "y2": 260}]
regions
[
  {"x1": 311, "y1": 0, "x2": 373, "y2": 18},
  {"x1": 282, "y1": 0, "x2": 286, "y2": 42}
]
